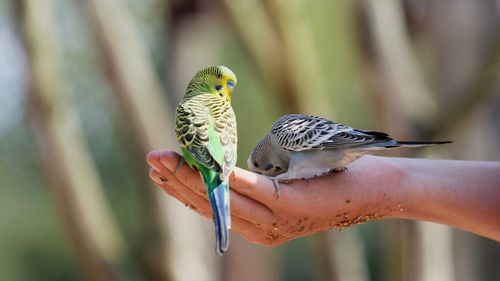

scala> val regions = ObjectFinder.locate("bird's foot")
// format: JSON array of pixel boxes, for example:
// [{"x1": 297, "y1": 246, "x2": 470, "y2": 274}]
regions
[
  {"x1": 272, "y1": 178, "x2": 281, "y2": 199},
  {"x1": 174, "y1": 156, "x2": 185, "y2": 174}
]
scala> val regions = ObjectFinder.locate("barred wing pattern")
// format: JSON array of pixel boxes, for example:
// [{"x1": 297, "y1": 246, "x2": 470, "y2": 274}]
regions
[
  {"x1": 175, "y1": 93, "x2": 237, "y2": 179},
  {"x1": 271, "y1": 114, "x2": 394, "y2": 152}
]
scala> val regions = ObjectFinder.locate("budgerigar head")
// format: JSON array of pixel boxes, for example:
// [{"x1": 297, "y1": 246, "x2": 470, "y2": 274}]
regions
[
  {"x1": 247, "y1": 134, "x2": 288, "y2": 177},
  {"x1": 186, "y1": 66, "x2": 237, "y2": 103}
]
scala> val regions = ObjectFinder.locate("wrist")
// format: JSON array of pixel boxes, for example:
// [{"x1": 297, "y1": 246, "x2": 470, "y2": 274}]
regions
[
  {"x1": 320, "y1": 156, "x2": 409, "y2": 227},
  {"x1": 385, "y1": 157, "x2": 438, "y2": 222},
  {"x1": 367, "y1": 156, "x2": 410, "y2": 219},
  {"x1": 381, "y1": 157, "x2": 412, "y2": 219}
]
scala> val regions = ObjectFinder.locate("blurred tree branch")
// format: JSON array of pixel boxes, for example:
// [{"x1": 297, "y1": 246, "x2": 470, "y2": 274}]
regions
[
  {"x1": 329, "y1": 230, "x2": 369, "y2": 281},
  {"x1": 20, "y1": 0, "x2": 125, "y2": 280},
  {"x1": 364, "y1": 0, "x2": 438, "y2": 125},
  {"x1": 420, "y1": 37, "x2": 500, "y2": 139},
  {"x1": 84, "y1": 0, "x2": 172, "y2": 280},
  {"x1": 220, "y1": 0, "x2": 300, "y2": 112},
  {"x1": 263, "y1": 0, "x2": 332, "y2": 117}
]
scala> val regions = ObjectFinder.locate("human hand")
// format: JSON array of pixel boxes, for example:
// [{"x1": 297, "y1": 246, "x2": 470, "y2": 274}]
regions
[{"x1": 146, "y1": 150, "x2": 403, "y2": 246}]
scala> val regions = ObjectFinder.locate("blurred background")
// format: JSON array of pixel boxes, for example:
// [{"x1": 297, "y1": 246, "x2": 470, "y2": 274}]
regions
[{"x1": 0, "y1": 0, "x2": 499, "y2": 280}]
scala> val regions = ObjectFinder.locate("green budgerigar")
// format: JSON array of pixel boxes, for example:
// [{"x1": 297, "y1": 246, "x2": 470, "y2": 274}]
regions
[{"x1": 175, "y1": 66, "x2": 237, "y2": 255}]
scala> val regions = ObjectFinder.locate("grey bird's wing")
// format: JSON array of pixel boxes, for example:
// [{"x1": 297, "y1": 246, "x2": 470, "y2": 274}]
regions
[{"x1": 271, "y1": 114, "x2": 396, "y2": 152}]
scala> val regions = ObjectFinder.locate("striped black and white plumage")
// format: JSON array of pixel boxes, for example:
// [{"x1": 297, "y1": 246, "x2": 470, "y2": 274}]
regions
[{"x1": 247, "y1": 114, "x2": 450, "y2": 191}]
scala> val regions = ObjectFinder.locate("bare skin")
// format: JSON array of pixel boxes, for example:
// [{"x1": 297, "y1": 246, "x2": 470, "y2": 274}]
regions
[{"x1": 146, "y1": 150, "x2": 500, "y2": 245}]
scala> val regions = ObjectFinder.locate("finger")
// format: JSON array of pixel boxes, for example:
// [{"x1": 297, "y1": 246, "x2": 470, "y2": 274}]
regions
[
  {"x1": 152, "y1": 150, "x2": 281, "y2": 207},
  {"x1": 230, "y1": 217, "x2": 270, "y2": 244},
  {"x1": 230, "y1": 167, "x2": 287, "y2": 205},
  {"x1": 158, "y1": 150, "x2": 184, "y2": 173},
  {"x1": 161, "y1": 171, "x2": 268, "y2": 240},
  {"x1": 169, "y1": 179, "x2": 213, "y2": 218},
  {"x1": 179, "y1": 190, "x2": 264, "y2": 241},
  {"x1": 149, "y1": 167, "x2": 167, "y2": 185},
  {"x1": 229, "y1": 190, "x2": 275, "y2": 225},
  {"x1": 163, "y1": 164, "x2": 274, "y2": 226},
  {"x1": 152, "y1": 171, "x2": 285, "y2": 247},
  {"x1": 157, "y1": 151, "x2": 276, "y2": 223},
  {"x1": 146, "y1": 150, "x2": 164, "y2": 172},
  {"x1": 151, "y1": 160, "x2": 270, "y2": 244},
  {"x1": 150, "y1": 172, "x2": 211, "y2": 218},
  {"x1": 172, "y1": 180, "x2": 262, "y2": 236},
  {"x1": 159, "y1": 150, "x2": 205, "y2": 190},
  {"x1": 161, "y1": 159, "x2": 276, "y2": 225}
]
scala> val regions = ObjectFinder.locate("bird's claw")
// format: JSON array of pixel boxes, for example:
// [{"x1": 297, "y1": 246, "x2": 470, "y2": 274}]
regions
[
  {"x1": 271, "y1": 177, "x2": 281, "y2": 199},
  {"x1": 175, "y1": 156, "x2": 185, "y2": 174}
]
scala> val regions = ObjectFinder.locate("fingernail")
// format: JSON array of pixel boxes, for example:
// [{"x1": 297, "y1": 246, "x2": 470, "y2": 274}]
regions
[
  {"x1": 146, "y1": 150, "x2": 159, "y2": 166},
  {"x1": 150, "y1": 175, "x2": 162, "y2": 185}
]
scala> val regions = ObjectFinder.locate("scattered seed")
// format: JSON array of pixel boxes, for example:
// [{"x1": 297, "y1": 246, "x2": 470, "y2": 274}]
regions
[
  {"x1": 266, "y1": 231, "x2": 280, "y2": 241},
  {"x1": 332, "y1": 213, "x2": 382, "y2": 228},
  {"x1": 272, "y1": 223, "x2": 279, "y2": 231}
]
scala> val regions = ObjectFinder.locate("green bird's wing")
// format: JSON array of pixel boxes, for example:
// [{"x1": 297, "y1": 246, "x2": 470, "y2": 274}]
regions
[{"x1": 175, "y1": 94, "x2": 237, "y2": 179}]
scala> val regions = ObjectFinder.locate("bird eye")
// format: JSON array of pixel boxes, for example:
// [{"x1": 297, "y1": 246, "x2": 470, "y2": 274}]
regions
[
  {"x1": 227, "y1": 79, "x2": 235, "y2": 89},
  {"x1": 215, "y1": 85, "x2": 222, "y2": 91},
  {"x1": 253, "y1": 161, "x2": 259, "y2": 168}
]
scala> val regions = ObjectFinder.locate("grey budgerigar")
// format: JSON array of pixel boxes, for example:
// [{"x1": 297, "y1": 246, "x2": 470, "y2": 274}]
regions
[{"x1": 247, "y1": 114, "x2": 450, "y2": 194}]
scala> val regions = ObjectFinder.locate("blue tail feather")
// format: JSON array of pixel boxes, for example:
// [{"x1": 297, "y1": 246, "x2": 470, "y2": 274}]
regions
[{"x1": 208, "y1": 181, "x2": 231, "y2": 255}]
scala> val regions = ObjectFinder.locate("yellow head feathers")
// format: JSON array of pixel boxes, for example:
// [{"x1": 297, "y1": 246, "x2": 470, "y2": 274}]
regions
[{"x1": 186, "y1": 66, "x2": 237, "y2": 103}]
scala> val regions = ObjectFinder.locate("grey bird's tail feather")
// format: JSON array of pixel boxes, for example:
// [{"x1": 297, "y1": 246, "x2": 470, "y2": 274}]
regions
[
  {"x1": 354, "y1": 130, "x2": 452, "y2": 149},
  {"x1": 387, "y1": 140, "x2": 452, "y2": 148},
  {"x1": 357, "y1": 140, "x2": 452, "y2": 151},
  {"x1": 208, "y1": 181, "x2": 231, "y2": 256}
]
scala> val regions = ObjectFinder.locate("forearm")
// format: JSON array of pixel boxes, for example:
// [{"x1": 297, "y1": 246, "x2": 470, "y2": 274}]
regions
[{"x1": 389, "y1": 157, "x2": 500, "y2": 241}]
